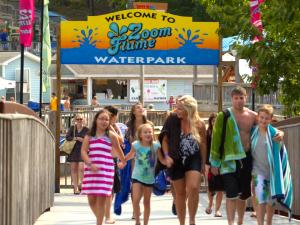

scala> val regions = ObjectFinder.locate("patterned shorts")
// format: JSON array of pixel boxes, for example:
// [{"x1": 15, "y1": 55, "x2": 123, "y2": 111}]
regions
[{"x1": 253, "y1": 174, "x2": 274, "y2": 205}]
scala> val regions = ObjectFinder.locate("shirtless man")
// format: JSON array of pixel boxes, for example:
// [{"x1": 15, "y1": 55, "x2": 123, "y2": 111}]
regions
[{"x1": 210, "y1": 86, "x2": 282, "y2": 225}]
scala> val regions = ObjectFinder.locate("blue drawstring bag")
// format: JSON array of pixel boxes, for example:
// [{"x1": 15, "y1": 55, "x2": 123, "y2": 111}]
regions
[{"x1": 153, "y1": 170, "x2": 167, "y2": 196}]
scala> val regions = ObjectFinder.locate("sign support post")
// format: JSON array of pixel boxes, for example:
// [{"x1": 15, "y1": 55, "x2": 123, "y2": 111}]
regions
[
  {"x1": 140, "y1": 65, "x2": 144, "y2": 105},
  {"x1": 192, "y1": 65, "x2": 197, "y2": 97},
  {"x1": 218, "y1": 38, "x2": 223, "y2": 112},
  {"x1": 55, "y1": 25, "x2": 61, "y2": 193},
  {"x1": 20, "y1": 44, "x2": 24, "y2": 103}
]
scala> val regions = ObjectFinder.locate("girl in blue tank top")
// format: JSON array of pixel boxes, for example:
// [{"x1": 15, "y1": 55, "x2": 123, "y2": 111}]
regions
[{"x1": 125, "y1": 123, "x2": 165, "y2": 225}]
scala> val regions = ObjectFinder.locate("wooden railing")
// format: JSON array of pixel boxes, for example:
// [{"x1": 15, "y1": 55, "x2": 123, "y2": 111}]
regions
[
  {"x1": 45, "y1": 110, "x2": 168, "y2": 135},
  {"x1": 44, "y1": 109, "x2": 168, "y2": 188},
  {"x1": 0, "y1": 114, "x2": 55, "y2": 225},
  {"x1": 274, "y1": 117, "x2": 300, "y2": 217},
  {"x1": 193, "y1": 82, "x2": 282, "y2": 109}
]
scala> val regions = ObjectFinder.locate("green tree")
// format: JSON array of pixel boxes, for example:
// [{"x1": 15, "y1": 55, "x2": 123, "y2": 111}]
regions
[
  {"x1": 200, "y1": 0, "x2": 300, "y2": 116},
  {"x1": 109, "y1": 0, "x2": 212, "y2": 21}
]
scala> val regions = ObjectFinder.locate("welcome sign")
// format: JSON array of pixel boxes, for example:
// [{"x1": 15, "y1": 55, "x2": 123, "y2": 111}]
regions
[{"x1": 60, "y1": 9, "x2": 219, "y2": 65}]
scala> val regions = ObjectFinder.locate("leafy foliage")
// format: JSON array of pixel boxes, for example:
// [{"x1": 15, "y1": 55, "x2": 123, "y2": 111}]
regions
[
  {"x1": 201, "y1": 0, "x2": 300, "y2": 116},
  {"x1": 109, "y1": 0, "x2": 212, "y2": 21}
]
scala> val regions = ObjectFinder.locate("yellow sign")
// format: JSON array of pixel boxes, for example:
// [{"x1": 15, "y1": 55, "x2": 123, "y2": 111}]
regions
[{"x1": 61, "y1": 9, "x2": 219, "y2": 65}]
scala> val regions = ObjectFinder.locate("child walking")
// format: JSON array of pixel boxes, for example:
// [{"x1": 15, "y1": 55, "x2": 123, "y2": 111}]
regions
[
  {"x1": 125, "y1": 123, "x2": 165, "y2": 225},
  {"x1": 81, "y1": 110, "x2": 126, "y2": 225},
  {"x1": 251, "y1": 104, "x2": 293, "y2": 225},
  {"x1": 104, "y1": 105, "x2": 124, "y2": 224},
  {"x1": 205, "y1": 112, "x2": 223, "y2": 217}
]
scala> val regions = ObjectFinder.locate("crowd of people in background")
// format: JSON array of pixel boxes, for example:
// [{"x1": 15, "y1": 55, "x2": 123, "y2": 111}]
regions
[{"x1": 58, "y1": 86, "x2": 292, "y2": 225}]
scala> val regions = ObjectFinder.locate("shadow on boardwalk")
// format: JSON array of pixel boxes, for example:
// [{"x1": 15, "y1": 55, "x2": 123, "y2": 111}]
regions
[{"x1": 35, "y1": 189, "x2": 300, "y2": 225}]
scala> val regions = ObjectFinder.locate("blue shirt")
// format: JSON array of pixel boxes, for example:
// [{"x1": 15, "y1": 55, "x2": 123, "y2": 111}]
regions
[{"x1": 132, "y1": 140, "x2": 161, "y2": 184}]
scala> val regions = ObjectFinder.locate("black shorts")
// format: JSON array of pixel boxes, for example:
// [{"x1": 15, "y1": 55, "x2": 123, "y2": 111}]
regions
[
  {"x1": 132, "y1": 179, "x2": 153, "y2": 187},
  {"x1": 221, "y1": 151, "x2": 252, "y2": 200},
  {"x1": 113, "y1": 169, "x2": 121, "y2": 193},
  {"x1": 167, "y1": 153, "x2": 201, "y2": 181}
]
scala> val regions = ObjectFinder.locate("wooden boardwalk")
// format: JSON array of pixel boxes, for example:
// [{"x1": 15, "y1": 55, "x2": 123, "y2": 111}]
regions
[{"x1": 35, "y1": 189, "x2": 300, "y2": 225}]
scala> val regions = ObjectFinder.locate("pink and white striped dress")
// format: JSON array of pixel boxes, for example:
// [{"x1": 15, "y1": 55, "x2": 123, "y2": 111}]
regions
[{"x1": 81, "y1": 135, "x2": 115, "y2": 196}]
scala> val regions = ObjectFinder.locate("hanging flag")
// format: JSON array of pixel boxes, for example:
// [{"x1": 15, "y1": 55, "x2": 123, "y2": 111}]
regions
[
  {"x1": 250, "y1": 0, "x2": 264, "y2": 42},
  {"x1": 42, "y1": 0, "x2": 52, "y2": 92},
  {"x1": 19, "y1": 0, "x2": 35, "y2": 47}
]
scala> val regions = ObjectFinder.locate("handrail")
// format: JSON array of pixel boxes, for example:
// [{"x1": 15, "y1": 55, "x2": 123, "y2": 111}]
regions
[
  {"x1": 0, "y1": 113, "x2": 54, "y2": 139},
  {"x1": 0, "y1": 114, "x2": 55, "y2": 225}
]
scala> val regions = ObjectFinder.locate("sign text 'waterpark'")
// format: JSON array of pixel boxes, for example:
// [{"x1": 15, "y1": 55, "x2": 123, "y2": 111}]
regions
[{"x1": 60, "y1": 10, "x2": 219, "y2": 65}]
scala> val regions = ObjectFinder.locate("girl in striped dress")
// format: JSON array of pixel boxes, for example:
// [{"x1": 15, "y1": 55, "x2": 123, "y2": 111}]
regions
[{"x1": 81, "y1": 109, "x2": 126, "y2": 225}]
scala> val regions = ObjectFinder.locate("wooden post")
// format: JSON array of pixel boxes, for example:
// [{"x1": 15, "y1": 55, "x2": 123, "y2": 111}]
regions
[
  {"x1": 20, "y1": 44, "x2": 25, "y2": 104},
  {"x1": 218, "y1": 37, "x2": 223, "y2": 112},
  {"x1": 87, "y1": 77, "x2": 92, "y2": 105},
  {"x1": 39, "y1": 0, "x2": 45, "y2": 118},
  {"x1": 55, "y1": 25, "x2": 61, "y2": 193},
  {"x1": 213, "y1": 65, "x2": 218, "y2": 83},
  {"x1": 140, "y1": 65, "x2": 144, "y2": 105},
  {"x1": 192, "y1": 65, "x2": 197, "y2": 97},
  {"x1": 234, "y1": 55, "x2": 240, "y2": 83}
]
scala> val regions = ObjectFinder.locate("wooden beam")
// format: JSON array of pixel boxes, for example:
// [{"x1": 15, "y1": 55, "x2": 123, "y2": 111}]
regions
[
  {"x1": 192, "y1": 65, "x2": 197, "y2": 97},
  {"x1": 218, "y1": 38, "x2": 223, "y2": 112},
  {"x1": 55, "y1": 24, "x2": 61, "y2": 193},
  {"x1": 140, "y1": 65, "x2": 144, "y2": 105}
]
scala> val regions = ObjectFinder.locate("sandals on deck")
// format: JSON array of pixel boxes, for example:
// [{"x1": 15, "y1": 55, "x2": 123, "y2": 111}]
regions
[{"x1": 205, "y1": 208, "x2": 212, "y2": 214}]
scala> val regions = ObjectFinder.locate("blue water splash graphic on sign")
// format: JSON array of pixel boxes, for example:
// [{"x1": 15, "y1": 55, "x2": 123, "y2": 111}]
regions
[{"x1": 72, "y1": 26, "x2": 101, "y2": 48}]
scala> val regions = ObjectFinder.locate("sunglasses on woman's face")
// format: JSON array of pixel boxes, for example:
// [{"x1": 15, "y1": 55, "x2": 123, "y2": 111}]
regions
[{"x1": 76, "y1": 118, "x2": 83, "y2": 121}]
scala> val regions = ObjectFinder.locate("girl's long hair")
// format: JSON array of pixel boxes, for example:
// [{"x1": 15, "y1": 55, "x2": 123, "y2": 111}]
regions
[
  {"x1": 126, "y1": 102, "x2": 147, "y2": 140},
  {"x1": 178, "y1": 95, "x2": 201, "y2": 143},
  {"x1": 136, "y1": 123, "x2": 155, "y2": 160},
  {"x1": 88, "y1": 109, "x2": 110, "y2": 137},
  {"x1": 208, "y1": 113, "x2": 217, "y2": 132},
  {"x1": 207, "y1": 112, "x2": 217, "y2": 137}
]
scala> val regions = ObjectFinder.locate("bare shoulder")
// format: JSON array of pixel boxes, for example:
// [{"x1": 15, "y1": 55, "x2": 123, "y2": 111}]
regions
[
  {"x1": 242, "y1": 108, "x2": 257, "y2": 126},
  {"x1": 197, "y1": 119, "x2": 206, "y2": 132},
  {"x1": 248, "y1": 108, "x2": 257, "y2": 116},
  {"x1": 198, "y1": 119, "x2": 206, "y2": 128},
  {"x1": 246, "y1": 108, "x2": 257, "y2": 118}
]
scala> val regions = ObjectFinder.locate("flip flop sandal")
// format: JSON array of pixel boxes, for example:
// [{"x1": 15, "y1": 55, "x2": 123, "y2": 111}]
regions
[
  {"x1": 205, "y1": 208, "x2": 212, "y2": 214},
  {"x1": 105, "y1": 219, "x2": 115, "y2": 224},
  {"x1": 214, "y1": 212, "x2": 222, "y2": 217}
]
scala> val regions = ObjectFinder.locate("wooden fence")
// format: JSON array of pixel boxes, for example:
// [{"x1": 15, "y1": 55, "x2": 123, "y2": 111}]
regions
[
  {"x1": 44, "y1": 109, "x2": 168, "y2": 188},
  {"x1": 273, "y1": 117, "x2": 300, "y2": 217},
  {"x1": 0, "y1": 114, "x2": 55, "y2": 225},
  {"x1": 45, "y1": 110, "x2": 168, "y2": 135},
  {"x1": 193, "y1": 82, "x2": 282, "y2": 109}
]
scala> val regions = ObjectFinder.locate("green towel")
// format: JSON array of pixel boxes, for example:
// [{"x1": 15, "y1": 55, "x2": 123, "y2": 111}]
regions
[{"x1": 210, "y1": 108, "x2": 246, "y2": 174}]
